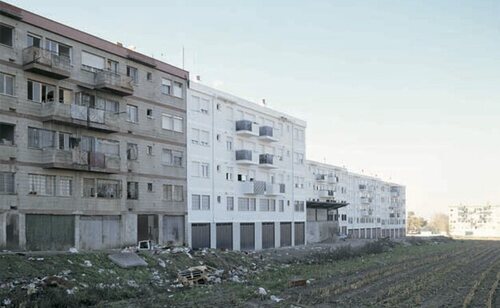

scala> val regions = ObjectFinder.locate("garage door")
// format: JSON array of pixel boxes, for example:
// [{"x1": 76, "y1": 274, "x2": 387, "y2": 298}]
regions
[
  {"x1": 262, "y1": 222, "x2": 275, "y2": 249},
  {"x1": 80, "y1": 216, "x2": 121, "y2": 250},
  {"x1": 191, "y1": 223, "x2": 210, "y2": 249},
  {"x1": 216, "y1": 223, "x2": 233, "y2": 250},
  {"x1": 280, "y1": 222, "x2": 292, "y2": 247},
  {"x1": 294, "y1": 222, "x2": 305, "y2": 245},
  {"x1": 240, "y1": 223, "x2": 255, "y2": 251},
  {"x1": 138, "y1": 214, "x2": 159, "y2": 243},
  {"x1": 26, "y1": 215, "x2": 74, "y2": 251},
  {"x1": 163, "y1": 215, "x2": 185, "y2": 245}
]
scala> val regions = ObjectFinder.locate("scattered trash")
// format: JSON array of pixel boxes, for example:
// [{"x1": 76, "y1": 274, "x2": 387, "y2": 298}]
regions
[
  {"x1": 68, "y1": 247, "x2": 78, "y2": 254},
  {"x1": 138, "y1": 240, "x2": 154, "y2": 250},
  {"x1": 289, "y1": 278, "x2": 307, "y2": 287},
  {"x1": 2, "y1": 298, "x2": 11, "y2": 306},
  {"x1": 82, "y1": 260, "x2": 92, "y2": 267},
  {"x1": 258, "y1": 287, "x2": 267, "y2": 299},
  {"x1": 270, "y1": 295, "x2": 284, "y2": 302},
  {"x1": 127, "y1": 280, "x2": 139, "y2": 288},
  {"x1": 158, "y1": 259, "x2": 166, "y2": 268},
  {"x1": 178, "y1": 266, "x2": 216, "y2": 286}
]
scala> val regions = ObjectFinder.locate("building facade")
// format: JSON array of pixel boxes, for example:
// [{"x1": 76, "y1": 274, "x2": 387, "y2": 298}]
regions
[
  {"x1": 449, "y1": 204, "x2": 500, "y2": 238},
  {"x1": 306, "y1": 160, "x2": 406, "y2": 242},
  {"x1": 187, "y1": 82, "x2": 307, "y2": 250},
  {"x1": 0, "y1": 2, "x2": 188, "y2": 251}
]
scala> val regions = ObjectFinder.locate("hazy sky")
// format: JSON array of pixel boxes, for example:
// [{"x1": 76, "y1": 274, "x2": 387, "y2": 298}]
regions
[{"x1": 9, "y1": 0, "x2": 500, "y2": 218}]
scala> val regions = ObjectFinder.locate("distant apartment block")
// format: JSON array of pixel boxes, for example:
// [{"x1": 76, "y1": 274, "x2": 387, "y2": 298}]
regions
[
  {"x1": 0, "y1": 2, "x2": 188, "y2": 251},
  {"x1": 306, "y1": 161, "x2": 406, "y2": 242},
  {"x1": 187, "y1": 82, "x2": 307, "y2": 250},
  {"x1": 449, "y1": 205, "x2": 500, "y2": 238}
]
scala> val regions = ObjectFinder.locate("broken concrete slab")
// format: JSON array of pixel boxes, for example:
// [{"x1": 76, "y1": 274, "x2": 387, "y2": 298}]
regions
[{"x1": 108, "y1": 252, "x2": 148, "y2": 268}]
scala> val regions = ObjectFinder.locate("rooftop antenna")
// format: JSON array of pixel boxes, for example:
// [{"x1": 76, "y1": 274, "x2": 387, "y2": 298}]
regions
[
  {"x1": 262, "y1": 99, "x2": 266, "y2": 106},
  {"x1": 182, "y1": 46, "x2": 185, "y2": 70}
]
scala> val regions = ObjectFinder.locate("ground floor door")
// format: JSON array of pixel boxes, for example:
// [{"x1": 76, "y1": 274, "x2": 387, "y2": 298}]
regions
[
  {"x1": 262, "y1": 222, "x2": 275, "y2": 249},
  {"x1": 79, "y1": 216, "x2": 121, "y2": 250},
  {"x1": 137, "y1": 214, "x2": 159, "y2": 243},
  {"x1": 294, "y1": 222, "x2": 305, "y2": 245},
  {"x1": 216, "y1": 223, "x2": 233, "y2": 250},
  {"x1": 280, "y1": 222, "x2": 292, "y2": 247},
  {"x1": 26, "y1": 214, "x2": 74, "y2": 251},
  {"x1": 163, "y1": 215, "x2": 184, "y2": 245},
  {"x1": 191, "y1": 223, "x2": 210, "y2": 249},
  {"x1": 240, "y1": 223, "x2": 255, "y2": 251}
]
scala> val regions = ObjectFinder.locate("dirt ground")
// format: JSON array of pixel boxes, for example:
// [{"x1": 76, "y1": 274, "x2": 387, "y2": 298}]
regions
[{"x1": 1, "y1": 238, "x2": 499, "y2": 307}]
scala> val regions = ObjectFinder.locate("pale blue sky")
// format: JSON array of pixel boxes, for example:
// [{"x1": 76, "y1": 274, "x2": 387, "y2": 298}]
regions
[{"x1": 9, "y1": 0, "x2": 500, "y2": 218}]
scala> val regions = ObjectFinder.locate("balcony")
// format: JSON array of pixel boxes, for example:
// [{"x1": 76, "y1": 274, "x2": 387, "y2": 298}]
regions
[
  {"x1": 241, "y1": 181, "x2": 266, "y2": 195},
  {"x1": 316, "y1": 174, "x2": 328, "y2": 182},
  {"x1": 235, "y1": 120, "x2": 259, "y2": 137},
  {"x1": 94, "y1": 70, "x2": 134, "y2": 96},
  {"x1": 40, "y1": 102, "x2": 120, "y2": 133},
  {"x1": 235, "y1": 150, "x2": 257, "y2": 165},
  {"x1": 319, "y1": 189, "x2": 336, "y2": 199},
  {"x1": 22, "y1": 46, "x2": 71, "y2": 80},
  {"x1": 41, "y1": 149, "x2": 120, "y2": 173},
  {"x1": 328, "y1": 174, "x2": 339, "y2": 184},
  {"x1": 259, "y1": 154, "x2": 277, "y2": 169},
  {"x1": 264, "y1": 183, "x2": 285, "y2": 196},
  {"x1": 258, "y1": 126, "x2": 278, "y2": 142}
]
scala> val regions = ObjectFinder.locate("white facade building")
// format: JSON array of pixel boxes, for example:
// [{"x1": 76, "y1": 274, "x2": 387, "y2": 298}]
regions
[
  {"x1": 306, "y1": 160, "x2": 406, "y2": 241},
  {"x1": 187, "y1": 83, "x2": 307, "y2": 250},
  {"x1": 449, "y1": 205, "x2": 500, "y2": 238}
]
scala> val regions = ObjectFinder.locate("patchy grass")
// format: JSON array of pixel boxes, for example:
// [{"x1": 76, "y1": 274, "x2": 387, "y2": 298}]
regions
[{"x1": 0, "y1": 238, "x2": 475, "y2": 307}]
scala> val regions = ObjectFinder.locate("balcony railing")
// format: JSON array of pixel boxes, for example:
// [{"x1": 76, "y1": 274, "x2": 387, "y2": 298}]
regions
[
  {"x1": 319, "y1": 189, "x2": 336, "y2": 198},
  {"x1": 41, "y1": 148, "x2": 120, "y2": 173},
  {"x1": 259, "y1": 154, "x2": 273, "y2": 165},
  {"x1": 235, "y1": 120, "x2": 258, "y2": 136},
  {"x1": 236, "y1": 149, "x2": 252, "y2": 161},
  {"x1": 316, "y1": 174, "x2": 328, "y2": 181},
  {"x1": 241, "y1": 180, "x2": 267, "y2": 195},
  {"x1": 22, "y1": 46, "x2": 71, "y2": 79},
  {"x1": 94, "y1": 70, "x2": 134, "y2": 96},
  {"x1": 40, "y1": 102, "x2": 120, "y2": 133},
  {"x1": 258, "y1": 126, "x2": 278, "y2": 142}
]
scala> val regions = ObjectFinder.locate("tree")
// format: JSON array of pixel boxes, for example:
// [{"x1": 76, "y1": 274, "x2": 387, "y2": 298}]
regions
[
  {"x1": 407, "y1": 211, "x2": 428, "y2": 234},
  {"x1": 428, "y1": 213, "x2": 449, "y2": 235}
]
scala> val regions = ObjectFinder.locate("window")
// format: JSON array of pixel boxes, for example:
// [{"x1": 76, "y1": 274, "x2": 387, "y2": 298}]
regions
[
  {"x1": 162, "y1": 149, "x2": 183, "y2": 167},
  {"x1": 96, "y1": 97, "x2": 119, "y2": 112},
  {"x1": 226, "y1": 137, "x2": 233, "y2": 151},
  {"x1": 146, "y1": 145, "x2": 153, "y2": 156},
  {"x1": 172, "y1": 81, "x2": 183, "y2": 98},
  {"x1": 27, "y1": 33, "x2": 41, "y2": 48},
  {"x1": 161, "y1": 78, "x2": 171, "y2": 95},
  {"x1": 147, "y1": 183, "x2": 153, "y2": 192},
  {"x1": 200, "y1": 98, "x2": 209, "y2": 114},
  {"x1": 28, "y1": 127, "x2": 55, "y2": 149},
  {"x1": 260, "y1": 199, "x2": 270, "y2": 211},
  {"x1": 162, "y1": 114, "x2": 183, "y2": 132},
  {"x1": 127, "y1": 143, "x2": 138, "y2": 160},
  {"x1": 127, "y1": 182, "x2": 139, "y2": 200},
  {"x1": 0, "y1": 72, "x2": 14, "y2": 96},
  {"x1": 58, "y1": 88, "x2": 72, "y2": 104},
  {"x1": 29, "y1": 174, "x2": 55, "y2": 196},
  {"x1": 81, "y1": 51, "x2": 105, "y2": 71},
  {"x1": 46, "y1": 39, "x2": 71, "y2": 61},
  {"x1": 127, "y1": 66, "x2": 138, "y2": 84},
  {"x1": 0, "y1": 172, "x2": 14, "y2": 194},
  {"x1": 146, "y1": 72, "x2": 152, "y2": 81},
  {"x1": 96, "y1": 179, "x2": 121, "y2": 198},
  {"x1": 294, "y1": 201, "x2": 305, "y2": 212},
  {"x1": 59, "y1": 177, "x2": 72, "y2": 197},
  {"x1": 192, "y1": 194, "x2": 201, "y2": 210},
  {"x1": 238, "y1": 197, "x2": 256, "y2": 211},
  {"x1": 191, "y1": 128, "x2": 210, "y2": 146},
  {"x1": 28, "y1": 81, "x2": 55, "y2": 103},
  {"x1": 146, "y1": 108, "x2": 153, "y2": 118},
  {"x1": 164, "y1": 185, "x2": 183, "y2": 201},
  {"x1": 0, "y1": 123, "x2": 14, "y2": 145},
  {"x1": 202, "y1": 195, "x2": 210, "y2": 210},
  {"x1": 0, "y1": 24, "x2": 13, "y2": 47},
  {"x1": 83, "y1": 179, "x2": 95, "y2": 197},
  {"x1": 107, "y1": 59, "x2": 118, "y2": 73},
  {"x1": 294, "y1": 152, "x2": 304, "y2": 165},
  {"x1": 225, "y1": 167, "x2": 233, "y2": 181},
  {"x1": 201, "y1": 163, "x2": 209, "y2": 178},
  {"x1": 279, "y1": 200, "x2": 284, "y2": 212},
  {"x1": 227, "y1": 196, "x2": 234, "y2": 211},
  {"x1": 127, "y1": 105, "x2": 138, "y2": 123}
]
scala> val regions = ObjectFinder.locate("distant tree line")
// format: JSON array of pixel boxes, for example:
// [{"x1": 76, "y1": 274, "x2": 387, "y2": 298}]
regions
[{"x1": 407, "y1": 211, "x2": 449, "y2": 235}]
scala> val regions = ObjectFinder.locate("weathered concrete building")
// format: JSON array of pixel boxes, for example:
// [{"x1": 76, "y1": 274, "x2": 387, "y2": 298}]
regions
[{"x1": 0, "y1": 2, "x2": 188, "y2": 250}]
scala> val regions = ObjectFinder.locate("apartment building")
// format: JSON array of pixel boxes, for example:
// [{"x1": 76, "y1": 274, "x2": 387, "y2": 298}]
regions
[
  {"x1": 449, "y1": 204, "x2": 500, "y2": 238},
  {"x1": 0, "y1": 2, "x2": 188, "y2": 251},
  {"x1": 306, "y1": 160, "x2": 406, "y2": 241},
  {"x1": 187, "y1": 82, "x2": 307, "y2": 250}
]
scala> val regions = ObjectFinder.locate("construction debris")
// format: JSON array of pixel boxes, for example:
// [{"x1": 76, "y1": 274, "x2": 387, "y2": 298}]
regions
[
  {"x1": 177, "y1": 266, "x2": 216, "y2": 286},
  {"x1": 289, "y1": 277, "x2": 307, "y2": 287}
]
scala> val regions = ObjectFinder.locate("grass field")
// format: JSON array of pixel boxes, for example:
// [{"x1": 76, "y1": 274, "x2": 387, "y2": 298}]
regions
[{"x1": 0, "y1": 238, "x2": 498, "y2": 307}]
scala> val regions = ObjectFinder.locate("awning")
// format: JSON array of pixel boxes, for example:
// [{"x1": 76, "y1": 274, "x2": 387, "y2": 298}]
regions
[{"x1": 306, "y1": 201, "x2": 349, "y2": 210}]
